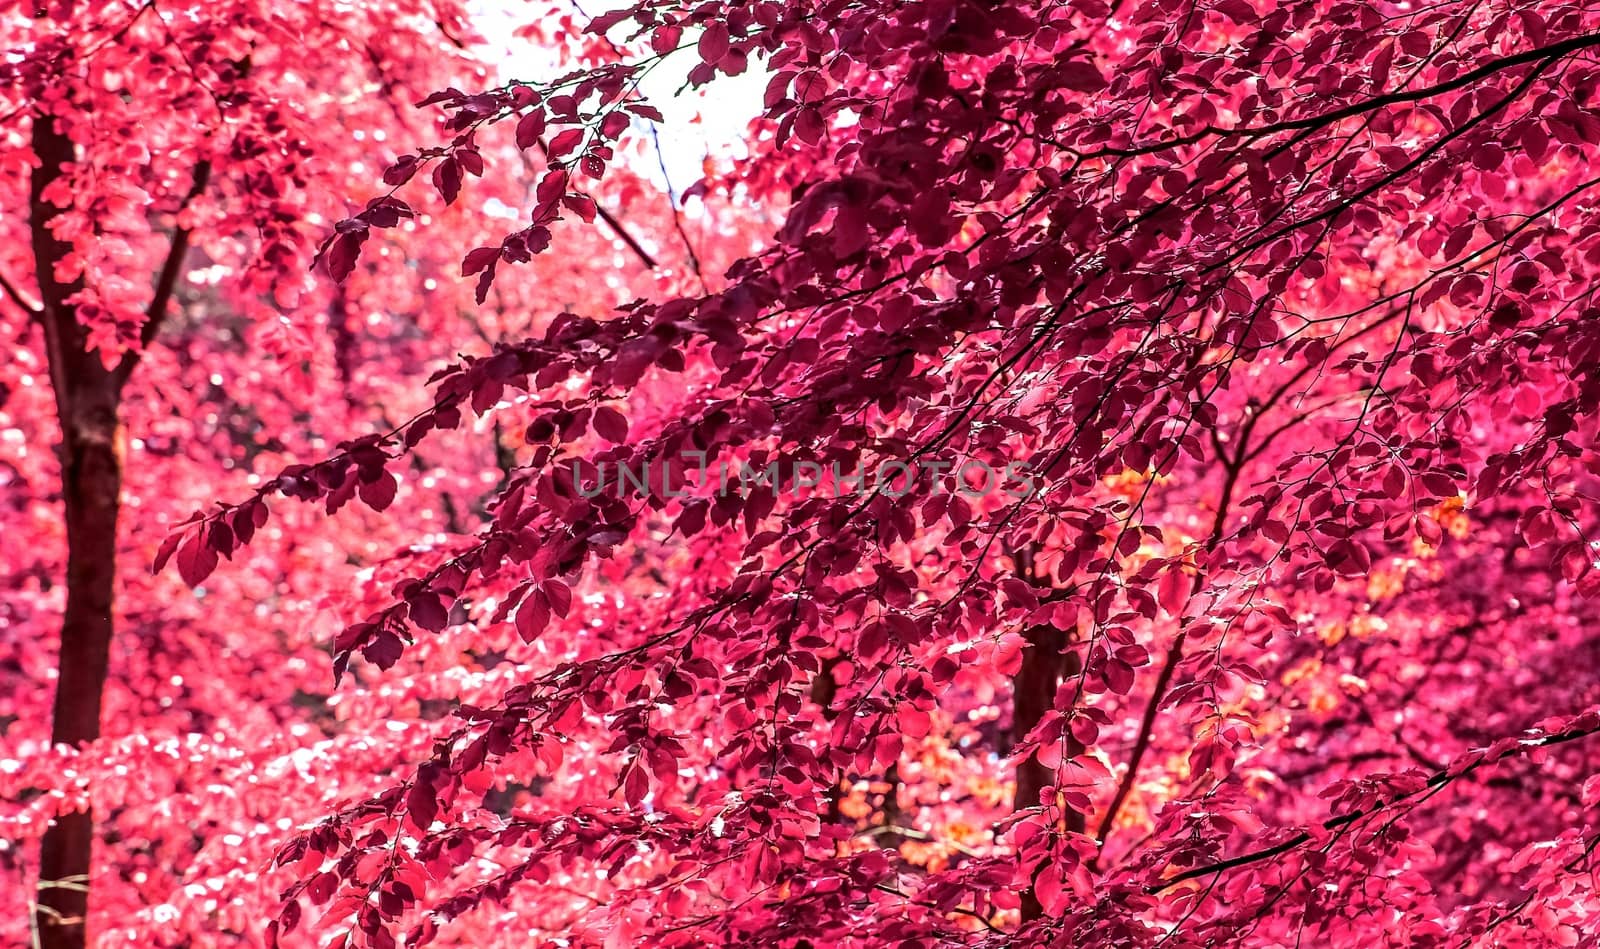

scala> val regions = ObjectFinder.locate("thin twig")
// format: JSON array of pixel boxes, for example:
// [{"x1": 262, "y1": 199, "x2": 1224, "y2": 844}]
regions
[
  {"x1": 647, "y1": 123, "x2": 707, "y2": 291},
  {"x1": 0, "y1": 267, "x2": 40, "y2": 316},
  {"x1": 516, "y1": 149, "x2": 658, "y2": 270}
]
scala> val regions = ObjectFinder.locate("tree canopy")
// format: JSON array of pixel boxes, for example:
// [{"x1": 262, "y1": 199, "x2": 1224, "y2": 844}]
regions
[{"x1": 8, "y1": 0, "x2": 1600, "y2": 946}]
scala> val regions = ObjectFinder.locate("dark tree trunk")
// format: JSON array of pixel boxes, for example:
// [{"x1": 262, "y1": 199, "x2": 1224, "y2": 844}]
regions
[
  {"x1": 1012, "y1": 624, "x2": 1065, "y2": 826},
  {"x1": 1007, "y1": 539, "x2": 1086, "y2": 922},
  {"x1": 1011, "y1": 623, "x2": 1085, "y2": 921},
  {"x1": 34, "y1": 379, "x2": 119, "y2": 949},
  {"x1": 30, "y1": 110, "x2": 120, "y2": 949},
  {"x1": 809, "y1": 656, "x2": 846, "y2": 828}
]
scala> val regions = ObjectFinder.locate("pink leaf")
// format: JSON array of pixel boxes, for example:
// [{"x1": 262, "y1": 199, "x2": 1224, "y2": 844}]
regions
[
  {"x1": 547, "y1": 129, "x2": 584, "y2": 159},
  {"x1": 698, "y1": 22, "x2": 730, "y2": 63},
  {"x1": 593, "y1": 406, "x2": 629, "y2": 442}
]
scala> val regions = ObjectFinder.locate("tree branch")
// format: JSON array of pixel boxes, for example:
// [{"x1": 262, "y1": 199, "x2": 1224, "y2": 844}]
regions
[
  {"x1": 1095, "y1": 453, "x2": 1242, "y2": 844},
  {"x1": 144, "y1": 159, "x2": 211, "y2": 344},
  {"x1": 1148, "y1": 719, "x2": 1600, "y2": 893},
  {"x1": 517, "y1": 148, "x2": 657, "y2": 271},
  {"x1": 113, "y1": 158, "x2": 211, "y2": 386},
  {"x1": 592, "y1": 198, "x2": 659, "y2": 270},
  {"x1": 0, "y1": 267, "x2": 40, "y2": 317},
  {"x1": 1093, "y1": 31, "x2": 1600, "y2": 159},
  {"x1": 647, "y1": 123, "x2": 707, "y2": 292},
  {"x1": 870, "y1": 884, "x2": 1001, "y2": 934}
]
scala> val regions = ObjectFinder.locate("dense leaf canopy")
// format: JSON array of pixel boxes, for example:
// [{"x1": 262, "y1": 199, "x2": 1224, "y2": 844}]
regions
[{"x1": 8, "y1": 0, "x2": 1600, "y2": 946}]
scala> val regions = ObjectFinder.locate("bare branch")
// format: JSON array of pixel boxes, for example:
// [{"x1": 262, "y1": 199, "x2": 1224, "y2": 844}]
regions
[
  {"x1": 113, "y1": 158, "x2": 211, "y2": 386},
  {"x1": 0, "y1": 267, "x2": 40, "y2": 317},
  {"x1": 647, "y1": 123, "x2": 707, "y2": 292}
]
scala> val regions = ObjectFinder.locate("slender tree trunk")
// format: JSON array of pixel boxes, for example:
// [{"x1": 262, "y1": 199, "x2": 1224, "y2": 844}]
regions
[
  {"x1": 1007, "y1": 543, "x2": 1085, "y2": 922},
  {"x1": 809, "y1": 656, "x2": 846, "y2": 829},
  {"x1": 1011, "y1": 623, "x2": 1085, "y2": 920},
  {"x1": 30, "y1": 110, "x2": 120, "y2": 949},
  {"x1": 1012, "y1": 624, "x2": 1065, "y2": 825}
]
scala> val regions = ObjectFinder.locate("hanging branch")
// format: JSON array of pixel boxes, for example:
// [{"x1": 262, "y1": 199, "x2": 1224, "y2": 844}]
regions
[{"x1": 1148, "y1": 720, "x2": 1600, "y2": 893}]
